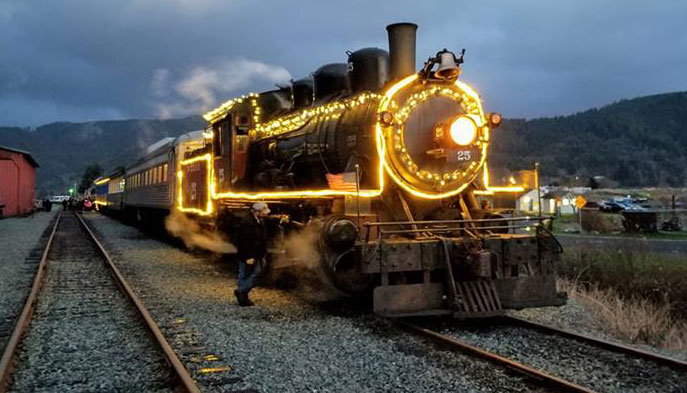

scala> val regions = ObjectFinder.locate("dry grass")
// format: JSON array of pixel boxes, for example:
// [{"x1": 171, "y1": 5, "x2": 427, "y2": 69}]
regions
[
  {"x1": 559, "y1": 246, "x2": 687, "y2": 317},
  {"x1": 560, "y1": 278, "x2": 687, "y2": 352},
  {"x1": 580, "y1": 210, "x2": 623, "y2": 233}
]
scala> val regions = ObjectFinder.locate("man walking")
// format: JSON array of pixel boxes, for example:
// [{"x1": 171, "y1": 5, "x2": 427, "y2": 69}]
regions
[{"x1": 235, "y1": 202, "x2": 271, "y2": 306}]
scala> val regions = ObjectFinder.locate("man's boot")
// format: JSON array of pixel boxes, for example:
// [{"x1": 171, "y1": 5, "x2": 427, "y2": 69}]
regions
[
  {"x1": 234, "y1": 289, "x2": 246, "y2": 306},
  {"x1": 243, "y1": 293, "x2": 255, "y2": 307}
]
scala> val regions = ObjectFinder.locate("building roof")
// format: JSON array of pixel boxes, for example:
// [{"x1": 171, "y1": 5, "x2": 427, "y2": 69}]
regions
[
  {"x1": 0, "y1": 145, "x2": 39, "y2": 168},
  {"x1": 542, "y1": 190, "x2": 574, "y2": 199},
  {"x1": 107, "y1": 168, "x2": 125, "y2": 178}
]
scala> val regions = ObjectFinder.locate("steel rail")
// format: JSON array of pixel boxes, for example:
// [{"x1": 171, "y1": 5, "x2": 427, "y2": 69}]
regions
[
  {"x1": 503, "y1": 315, "x2": 687, "y2": 371},
  {"x1": 394, "y1": 320, "x2": 597, "y2": 393},
  {"x1": 0, "y1": 212, "x2": 61, "y2": 392},
  {"x1": 74, "y1": 212, "x2": 200, "y2": 393}
]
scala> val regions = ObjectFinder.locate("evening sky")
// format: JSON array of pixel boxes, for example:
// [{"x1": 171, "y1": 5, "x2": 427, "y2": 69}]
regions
[{"x1": 1, "y1": 0, "x2": 685, "y2": 126}]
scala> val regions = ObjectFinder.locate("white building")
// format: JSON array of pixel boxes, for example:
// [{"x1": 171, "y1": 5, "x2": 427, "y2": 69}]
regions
[{"x1": 516, "y1": 188, "x2": 583, "y2": 216}]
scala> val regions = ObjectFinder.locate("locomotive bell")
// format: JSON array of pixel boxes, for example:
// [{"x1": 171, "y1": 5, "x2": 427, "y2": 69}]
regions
[{"x1": 435, "y1": 50, "x2": 461, "y2": 80}]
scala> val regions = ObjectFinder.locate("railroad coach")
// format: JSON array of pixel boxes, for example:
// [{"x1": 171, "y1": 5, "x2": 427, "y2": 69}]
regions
[
  {"x1": 122, "y1": 131, "x2": 204, "y2": 222},
  {"x1": 92, "y1": 176, "x2": 109, "y2": 209},
  {"x1": 93, "y1": 168, "x2": 126, "y2": 211}
]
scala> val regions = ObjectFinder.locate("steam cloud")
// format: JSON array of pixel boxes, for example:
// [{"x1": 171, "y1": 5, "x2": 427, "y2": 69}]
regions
[
  {"x1": 166, "y1": 211, "x2": 343, "y2": 301},
  {"x1": 272, "y1": 223, "x2": 345, "y2": 302},
  {"x1": 165, "y1": 211, "x2": 236, "y2": 254},
  {"x1": 152, "y1": 59, "x2": 291, "y2": 118}
]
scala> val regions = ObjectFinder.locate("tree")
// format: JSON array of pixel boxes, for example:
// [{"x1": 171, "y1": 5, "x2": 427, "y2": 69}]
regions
[
  {"x1": 78, "y1": 164, "x2": 103, "y2": 193},
  {"x1": 587, "y1": 177, "x2": 600, "y2": 189}
]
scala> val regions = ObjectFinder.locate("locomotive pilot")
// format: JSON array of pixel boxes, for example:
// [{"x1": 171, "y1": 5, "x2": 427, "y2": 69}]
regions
[{"x1": 234, "y1": 202, "x2": 271, "y2": 306}]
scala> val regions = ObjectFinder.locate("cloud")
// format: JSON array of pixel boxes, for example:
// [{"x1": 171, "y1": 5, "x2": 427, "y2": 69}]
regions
[
  {"x1": 131, "y1": 0, "x2": 227, "y2": 15},
  {"x1": 0, "y1": 2, "x2": 18, "y2": 20},
  {"x1": 153, "y1": 59, "x2": 291, "y2": 118},
  {"x1": 1, "y1": 0, "x2": 687, "y2": 126},
  {"x1": 151, "y1": 68, "x2": 171, "y2": 97},
  {"x1": 175, "y1": 67, "x2": 219, "y2": 107}
]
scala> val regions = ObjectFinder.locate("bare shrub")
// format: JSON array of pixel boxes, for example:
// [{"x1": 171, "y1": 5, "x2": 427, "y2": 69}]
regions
[
  {"x1": 560, "y1": 278, "x2": 687, "y2": 352},
  {"x1": 559, "y1": 246, "x2": 687, "y2": 318},
  {"x1": 580, "y1": 210, "x2": 621, "y2": 233}
]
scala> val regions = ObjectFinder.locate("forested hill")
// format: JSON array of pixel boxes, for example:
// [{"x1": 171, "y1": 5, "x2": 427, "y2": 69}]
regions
[
  {"x1": 0, "y1": 116, "x2": 204, "y2": 195},
  {"x1": 490, "y1": 91, "x2": 687, "y2": 187},
  {"x1": 1, "y1": 91, "x2": 686, "y2": 195}
]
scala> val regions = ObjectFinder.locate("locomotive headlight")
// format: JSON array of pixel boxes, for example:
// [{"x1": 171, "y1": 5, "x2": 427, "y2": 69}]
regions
[{"x1": 448, "y1": 116, "x2": 478, "y2": 146}]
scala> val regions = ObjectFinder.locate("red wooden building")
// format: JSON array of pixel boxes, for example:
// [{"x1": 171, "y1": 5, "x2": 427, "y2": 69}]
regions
[{"x1": 0, "y1": 145, "x2": 39, "y2": 217}]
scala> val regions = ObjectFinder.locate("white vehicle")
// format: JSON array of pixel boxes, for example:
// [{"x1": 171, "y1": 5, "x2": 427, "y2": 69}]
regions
[{"x1": 49, "y1": 195, "x2": 70, "y2": 203}]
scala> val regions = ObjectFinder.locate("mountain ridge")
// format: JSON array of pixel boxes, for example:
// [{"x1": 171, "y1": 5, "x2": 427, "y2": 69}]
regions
[
  {"x1": 1, "y1": 90, "x2": 686, "y2": 194},
  {"x1": 490, "y1": 91, "x2": 687, "y2": 187},
  {"x1": 0, "y1": 116, "x2": 205, "y2": 194}
]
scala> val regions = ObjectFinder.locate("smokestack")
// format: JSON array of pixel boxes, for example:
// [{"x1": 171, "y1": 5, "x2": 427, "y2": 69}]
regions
[{"x1": 386, "y1": 22, "x2": 418, "y2": 81}]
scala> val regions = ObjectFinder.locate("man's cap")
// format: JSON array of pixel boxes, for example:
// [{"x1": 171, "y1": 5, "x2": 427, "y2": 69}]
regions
[{"x1": 252, "y1": 201, "x2": 270, "y2": 212}]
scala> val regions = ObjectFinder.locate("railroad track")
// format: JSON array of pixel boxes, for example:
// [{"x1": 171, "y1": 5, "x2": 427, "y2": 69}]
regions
[
  {"x1": 396, "y1": 316, "x2": 687, "y2": 392},
  {"x1": 502, "y1": 315, "x2": 687, "y2": 372},
  {"x1": 396, "y1": 320, "x2": 595, "y2": 393},
  {"x1": 0, "y1": 212, "x2": 200, "y2": 392},
  {"x1": 0, "y1": 215, "x2": 57, "y2": 354}
]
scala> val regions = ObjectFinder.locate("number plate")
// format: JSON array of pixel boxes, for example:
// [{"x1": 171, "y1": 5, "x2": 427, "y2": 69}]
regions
[{"x1": 448, "y1": 149, "x2": 474, "y2": 162}]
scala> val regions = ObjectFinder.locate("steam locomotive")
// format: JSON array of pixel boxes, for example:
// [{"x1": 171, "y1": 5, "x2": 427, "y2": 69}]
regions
[{"x1": 97, "y1": 23, "x2": 565, "y2": 318}]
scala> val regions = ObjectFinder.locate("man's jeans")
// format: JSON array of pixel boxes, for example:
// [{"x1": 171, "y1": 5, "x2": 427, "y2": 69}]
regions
[{"x1": 238, "y1": 258, "x2": 263, "y2": 295}]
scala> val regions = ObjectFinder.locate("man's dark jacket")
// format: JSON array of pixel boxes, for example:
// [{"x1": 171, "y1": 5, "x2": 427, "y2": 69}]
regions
[{"x1": 236, "y1": 213, "x2": 268, "y2": 261}]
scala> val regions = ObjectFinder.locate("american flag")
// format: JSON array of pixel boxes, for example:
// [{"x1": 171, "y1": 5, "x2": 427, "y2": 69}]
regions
[{"x1": 326, "y1": 172, "x2": 358, "y2": 192}]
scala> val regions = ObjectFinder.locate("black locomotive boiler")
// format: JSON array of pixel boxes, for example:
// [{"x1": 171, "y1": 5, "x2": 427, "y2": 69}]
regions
[{"x1": 174, "y1": 22, "x2": 565, "y2": 317}]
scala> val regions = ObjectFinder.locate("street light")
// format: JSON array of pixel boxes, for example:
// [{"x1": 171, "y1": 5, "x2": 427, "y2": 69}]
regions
[{"x1": 68, "y1": 188, "x2": 74, "y2": 195}]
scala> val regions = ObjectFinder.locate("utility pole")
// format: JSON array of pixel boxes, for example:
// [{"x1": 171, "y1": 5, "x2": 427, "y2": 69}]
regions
[{"x1": 535, "y1": 162, "x2": 542, "y2": 216}]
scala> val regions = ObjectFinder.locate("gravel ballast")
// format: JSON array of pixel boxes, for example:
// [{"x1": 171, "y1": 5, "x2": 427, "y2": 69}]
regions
[
  {"x1": 510, "y1": 299, "x2": 687, "y2": 362},
  {"x1": 9, "y1": 213, "x2": 173, "y2": 392},
  {"x1": 83, "y1": 213, "x2": 546, "y2": 393},
  {"x1": 0, "y1": 210, "x2": 58, "y2": 350},
  {"x1": 437, "y1": 321, "x2": 687, "y2": 393}
]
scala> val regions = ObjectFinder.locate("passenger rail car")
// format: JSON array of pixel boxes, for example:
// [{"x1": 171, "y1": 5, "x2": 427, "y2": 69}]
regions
[
  {"x1": 92, "y1": 168, "x2": 125, "y2": 211},
  {"x1": 124, "y1": 131, "x2": 204, "y2": 222},
  {"x1": 100, "y1": 23, "x2": 565, "y2": 318},
  {"x1": 92, "y1": 178, "x2": 109, "y2": 208}
]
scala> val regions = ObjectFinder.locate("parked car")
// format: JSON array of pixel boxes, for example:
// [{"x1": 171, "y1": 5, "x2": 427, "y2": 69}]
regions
[
  {"x1": 599, "y1": 201, "x2": 625, "y2": 212},
  {"x1": 618, "y1": 200, "x2": 646, "y2": 211},
  {"x1": 599, "y1": 199, "x2": 646, "y2": 212}
]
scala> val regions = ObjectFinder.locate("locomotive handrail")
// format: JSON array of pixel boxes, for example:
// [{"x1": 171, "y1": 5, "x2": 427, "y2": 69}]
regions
[
  {"x1": 379, "y1": 224, "x2": 536, "y2": 236},
  {"x1": 364, "y1": 216, "x2": 553, "y2": 226},
  {"x1": 536, "y1": 224, "x2": 564, "y2": 254}
]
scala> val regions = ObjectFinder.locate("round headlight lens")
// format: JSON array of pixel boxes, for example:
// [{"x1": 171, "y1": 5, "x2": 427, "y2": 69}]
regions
[{"x1": 449, "y1": 116, "x2": 477, "y2": 146}]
